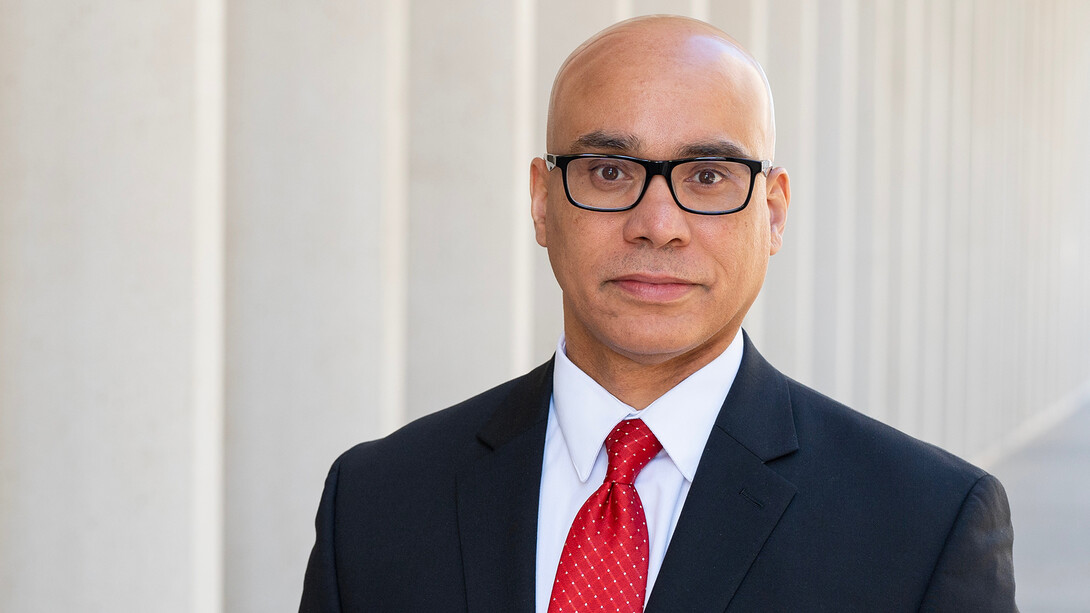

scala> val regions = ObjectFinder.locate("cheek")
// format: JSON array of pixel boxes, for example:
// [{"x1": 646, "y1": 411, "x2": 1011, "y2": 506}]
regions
[
  {"x1": 701, "y1": 217, "x2": 768, "y2": 281},
  {"x1": 740, "y1": 204, "x2": 771, "y2": 248},
  {"x1": 546, "y1": 209, "x2": 595, "y2": 291},
  {"x1": 548, "y1": 207, "x2": 610, "y2": 260}
]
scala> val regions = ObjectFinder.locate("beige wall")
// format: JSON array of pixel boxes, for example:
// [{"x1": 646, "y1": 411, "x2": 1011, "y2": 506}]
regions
[{"x1": 2, "y1": 1, "x2": 1089, "y2": 611}]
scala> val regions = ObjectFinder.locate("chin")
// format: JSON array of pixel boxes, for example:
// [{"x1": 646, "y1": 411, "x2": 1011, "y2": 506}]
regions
[
  {"x1": 601, "y1": 331, "x2": 703, "y2": 364},
  {"x1": 600, "y1": 314, "x2": 739, "y2": 364}
]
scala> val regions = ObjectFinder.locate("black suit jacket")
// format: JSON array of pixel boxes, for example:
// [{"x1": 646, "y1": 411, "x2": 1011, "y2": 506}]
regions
[{"x1": 300, "y1": 336, "x2": 1017, "y2": 612}]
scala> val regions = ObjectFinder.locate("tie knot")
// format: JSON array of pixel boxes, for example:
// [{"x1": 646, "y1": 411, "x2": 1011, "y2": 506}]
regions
[{"x1": 603, "y1": 419, "x2": 662, "y2": 485}]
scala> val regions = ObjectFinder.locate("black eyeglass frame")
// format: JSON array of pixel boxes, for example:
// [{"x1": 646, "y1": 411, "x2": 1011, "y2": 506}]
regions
[{"x1": 545, "y1": 153, "x2": 773, "y2": 215}]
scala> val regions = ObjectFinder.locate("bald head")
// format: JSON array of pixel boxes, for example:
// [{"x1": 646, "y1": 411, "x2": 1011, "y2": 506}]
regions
[{"x1": 547, "y1": 15, "x2": 776, "y2": 160}]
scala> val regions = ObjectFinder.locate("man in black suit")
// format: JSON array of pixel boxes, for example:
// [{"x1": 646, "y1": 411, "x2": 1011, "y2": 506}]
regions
[{"x1": 300, "y1": 15, "x2": 1016, "y2": 612}]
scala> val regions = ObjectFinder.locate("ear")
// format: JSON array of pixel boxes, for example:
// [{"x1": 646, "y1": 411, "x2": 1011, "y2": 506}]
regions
[
  {"x1": 765, "y1": 167, "x2": 790, "y2": 255},
  {"x1": 529, "y1": 157, "x2": 551, "y2": 247}
]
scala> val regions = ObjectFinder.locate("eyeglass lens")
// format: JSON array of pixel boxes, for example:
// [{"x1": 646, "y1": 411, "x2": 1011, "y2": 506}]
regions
[{"x1": 564, "y1": 157, "x2": 753, "y2": 213}]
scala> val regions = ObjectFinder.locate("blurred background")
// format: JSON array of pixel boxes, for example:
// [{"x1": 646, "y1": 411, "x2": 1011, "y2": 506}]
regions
[{"x1": 2, "y1": 0, "x2": 1088, "y2": 611}]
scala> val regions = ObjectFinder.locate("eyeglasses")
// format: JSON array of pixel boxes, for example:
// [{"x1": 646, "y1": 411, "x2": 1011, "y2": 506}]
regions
[{"x1": 545, "y1": 153, "x2": 772, "y2": 215}]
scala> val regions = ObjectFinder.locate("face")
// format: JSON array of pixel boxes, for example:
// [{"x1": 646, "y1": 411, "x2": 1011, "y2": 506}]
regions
[{"x1": 530, "y1": 25, "x2": 790, "y2": 370}]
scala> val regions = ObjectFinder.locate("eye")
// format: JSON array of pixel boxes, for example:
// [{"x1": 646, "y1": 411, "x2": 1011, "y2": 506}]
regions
[
  {"x1": 681, "y1": 162, "x2": 739, "y2": 187},
  {"x1": 694, "y1": 169, "x2": 724, "y2": 185},
  {"x1": 592, "y1": 164, "x2": 627, "y2": 182}
]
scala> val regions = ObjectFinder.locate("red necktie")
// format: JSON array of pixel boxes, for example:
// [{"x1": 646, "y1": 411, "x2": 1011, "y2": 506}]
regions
[{"x1": 548, "y1": 419, "x2": 663, "y2": 613}]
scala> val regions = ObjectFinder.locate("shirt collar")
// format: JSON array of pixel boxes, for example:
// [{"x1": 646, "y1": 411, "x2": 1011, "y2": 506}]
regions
[{"x1": 552, "y1": 331, "x2": 744, "y2": 483}]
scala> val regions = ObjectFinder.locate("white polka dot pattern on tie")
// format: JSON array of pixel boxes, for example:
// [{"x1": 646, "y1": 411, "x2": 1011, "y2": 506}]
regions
[{"x1": 547, "y1": 419, "x2": 662, "y2": 613}]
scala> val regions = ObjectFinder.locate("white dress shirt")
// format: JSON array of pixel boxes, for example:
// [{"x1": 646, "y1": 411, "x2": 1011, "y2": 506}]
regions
[{"x1": 534, "y1": 331, "x2": 744, "y2": 612}]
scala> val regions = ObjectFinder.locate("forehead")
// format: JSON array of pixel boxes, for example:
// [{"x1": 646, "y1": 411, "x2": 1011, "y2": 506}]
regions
[{"x1": 548, "y1": 32, "x2": 769, "y2": 159}]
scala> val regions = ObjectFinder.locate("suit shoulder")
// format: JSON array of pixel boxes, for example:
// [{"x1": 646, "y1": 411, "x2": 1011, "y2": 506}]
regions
[
  {"x1": 783, "y1": 377, "x2": 987, "y2": 489},
  {"x1": 333, "y1": 360, "x2": 551, "y2": 475}
]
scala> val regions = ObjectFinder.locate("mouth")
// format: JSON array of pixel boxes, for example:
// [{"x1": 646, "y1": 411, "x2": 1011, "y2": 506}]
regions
[{"x1": 609, "y1": 273, "x2": 698, "y2": 302}]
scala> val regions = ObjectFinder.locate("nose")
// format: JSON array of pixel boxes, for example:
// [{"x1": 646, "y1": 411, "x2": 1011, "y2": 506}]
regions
[{"x1": 621, "y1": 175, "x2": 692, "y2": 248}]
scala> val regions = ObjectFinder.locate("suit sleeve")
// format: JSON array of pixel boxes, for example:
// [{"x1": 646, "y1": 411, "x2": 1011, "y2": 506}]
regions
[
  {"x1": 299, "y1": 459, "x2": 343, "y2": 613},
  {"x1": 918, "y1": 473, "x2": 1018, "y2": 612}
]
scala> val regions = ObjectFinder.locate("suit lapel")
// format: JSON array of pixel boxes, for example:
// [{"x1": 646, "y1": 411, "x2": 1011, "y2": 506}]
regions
[
  {"x1": 456, "y1": 360, "x2": 553, "y2": 613},
  {"x1": 646, "y1": 334, "x2": 799, "y2": 612}
]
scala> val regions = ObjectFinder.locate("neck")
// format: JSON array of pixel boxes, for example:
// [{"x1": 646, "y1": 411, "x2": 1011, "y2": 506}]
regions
[{"x1": 563, "y1": 328, "x2": 738, "y2": 410}]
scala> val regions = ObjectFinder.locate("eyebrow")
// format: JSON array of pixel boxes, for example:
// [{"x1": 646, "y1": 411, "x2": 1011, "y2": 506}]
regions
[
  {"x1": 570, "y1": 131, "x2": 643, "y2": 153},
  {"x1": 677, "y1": 140, "x2": 753, "y2": 159}
]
